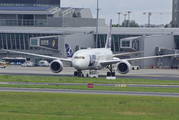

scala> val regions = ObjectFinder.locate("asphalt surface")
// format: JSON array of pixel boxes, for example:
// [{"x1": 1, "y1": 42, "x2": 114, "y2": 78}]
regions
[
  {"x1": 1, "y1": 82, "x2": 179, "y2": 88},
  {"x1": 0, "y1": 65, "x2": 179, "y2": 97},
  {"x1": 0, "y1": 65, "x2": 179, "y2": 80},
  {"x1": 0, "y1": 87, "x2": 179, "y2": 97}
]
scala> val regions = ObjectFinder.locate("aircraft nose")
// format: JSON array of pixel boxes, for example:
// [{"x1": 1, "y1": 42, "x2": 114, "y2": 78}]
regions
[
  {"x1": 72, "y1": 60, "x2": 81, "y2": 69},
  {"x1": 72, "y1": 60, "x2": 86, "y2": 70}
]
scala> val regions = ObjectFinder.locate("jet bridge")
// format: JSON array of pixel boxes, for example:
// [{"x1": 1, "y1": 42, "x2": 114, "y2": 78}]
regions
[
  {"x1": 30, "y1": 36, "x2": 60, "y2": 52},
  {"x1": 156, "y1": 47, "x2": 179, "y2": 69},
  {"x1": 120, "y1": 36, "x2": 142, "y2": 52}
]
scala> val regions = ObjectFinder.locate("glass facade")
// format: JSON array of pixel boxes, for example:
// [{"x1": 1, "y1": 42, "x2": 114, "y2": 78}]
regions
[
  {"x1": 174, "y1": 36, "x2": 179, "y2": 49},
  {"x1": 122, "y1": 41, "x2": 130, "y2": 47},
  {"x1": 0, "y1": 33, "x2": 141, "y2": 52},
  {"x1": 0, "y1": 0, "x2": 60, "y2": 7},
  {"x1": 95, "y1": 34, "x2": 140, "y2": 53},
  {"x1": 31, "y1": 39, "x2": 38, "y2": 46},
  {"x1": 0, "y1": 33, "x2": 60, "y2": 50}
]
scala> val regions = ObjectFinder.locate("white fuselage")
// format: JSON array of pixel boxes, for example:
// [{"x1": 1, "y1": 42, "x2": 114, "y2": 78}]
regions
[{"x1": 72, "y1": 48, "x2": 113, "y2": 70}]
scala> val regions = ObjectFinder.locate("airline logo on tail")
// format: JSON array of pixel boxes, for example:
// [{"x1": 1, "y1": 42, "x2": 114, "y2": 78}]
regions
[
  {"x1": 105, "y1": 19, "x2": 112, "y2": 50},
  {"x1": 65, "y1": 44, "x2": 74, "y2": 58}
]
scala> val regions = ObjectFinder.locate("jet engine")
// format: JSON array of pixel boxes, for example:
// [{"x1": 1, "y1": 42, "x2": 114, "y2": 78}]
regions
[
  {"x1": 116, "y1": 60, "x2": 131, "y2": 74},
  {"x1": 50, "y1": 60, "x2": 63, "y2": 73}
]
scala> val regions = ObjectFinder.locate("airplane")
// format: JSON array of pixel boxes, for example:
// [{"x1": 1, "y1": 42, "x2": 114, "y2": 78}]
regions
[{"x1": 2, "y1": 19, "x2": 179, "y2": 77}]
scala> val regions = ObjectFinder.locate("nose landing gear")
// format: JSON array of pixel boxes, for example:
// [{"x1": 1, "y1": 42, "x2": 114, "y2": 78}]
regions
[{"x1": 74, "y1": 70, "x2": 83, "y2": 77}]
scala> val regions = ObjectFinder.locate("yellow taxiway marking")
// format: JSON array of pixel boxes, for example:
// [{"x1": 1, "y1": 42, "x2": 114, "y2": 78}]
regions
[{"x1": 115, "y1": 84, "x2": 126, "y2": 87}]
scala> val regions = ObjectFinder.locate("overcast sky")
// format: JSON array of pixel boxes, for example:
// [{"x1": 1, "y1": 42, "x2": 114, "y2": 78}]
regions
[{"x1": 61, "y1": 0, "x2": 172, "y2": 25}]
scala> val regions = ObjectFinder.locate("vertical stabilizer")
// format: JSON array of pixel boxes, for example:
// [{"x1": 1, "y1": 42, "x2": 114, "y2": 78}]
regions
[
  {"x1": 105, "y1": 19, "x2": 112, "y2": 50},
  {"x1": 65, "y1": 44, "x2": 74, "y2": 58}
]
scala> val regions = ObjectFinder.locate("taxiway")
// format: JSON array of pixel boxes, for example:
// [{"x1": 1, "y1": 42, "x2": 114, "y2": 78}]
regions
[
  {"x1": 0, "y1": 87, "x2": 179, "y2": 97},
  {"x1": 0, "y1": 82, "x2": 179, "y2": 88},
  {"x1": 0, "y1": 65, "x2": 179, "y2": 80}
]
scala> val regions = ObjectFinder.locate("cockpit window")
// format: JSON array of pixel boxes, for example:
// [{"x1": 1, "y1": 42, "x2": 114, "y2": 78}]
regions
[{"x1": 74, "y1": 56, "x2": 85, "y2": 59}]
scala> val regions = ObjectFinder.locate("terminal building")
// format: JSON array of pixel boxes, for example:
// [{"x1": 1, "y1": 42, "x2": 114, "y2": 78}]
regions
[
  {"x1": 0, "y1": 0, "x2": 179, "y2": 69},
  {"x1": 0, "y1": 0, "x2": 61, "y2": 7}
]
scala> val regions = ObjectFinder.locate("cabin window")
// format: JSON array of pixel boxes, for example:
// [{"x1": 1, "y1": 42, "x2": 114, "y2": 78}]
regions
[{"x1": 74, "y1": 56, "x2": 85, "y2": 59}]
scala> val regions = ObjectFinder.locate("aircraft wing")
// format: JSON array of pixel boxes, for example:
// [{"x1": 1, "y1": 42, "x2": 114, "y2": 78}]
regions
[
  {"x1": 113, "y1": 51, "x2": 143, "y2": 57},
  {"x1": 2, "y1": 49, "x2": 72, "y2": 62},
  {"x1": 100, "y1": 59, "x2": 121, "y2": 66},
  {"x1": 101, "y1": 54, "x2": 179, "y2": 66},
  {"x1": 124, "y1": 54, "x2": 179, "y2": 61}
]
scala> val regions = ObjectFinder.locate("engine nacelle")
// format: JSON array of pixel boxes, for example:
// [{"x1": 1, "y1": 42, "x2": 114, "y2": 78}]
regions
[
  {"x1": 50, "y1": 60, "x2": 63, "y2": 73},
  {"x1": 116, "y1": 60, "x2": 131, "y2": 74}
]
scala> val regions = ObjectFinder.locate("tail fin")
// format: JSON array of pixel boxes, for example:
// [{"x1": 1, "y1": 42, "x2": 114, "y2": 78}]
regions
[
  {"x1": 105, "y1": 19, "x2": 112, "y2": 50},
  {"x1": 65, "y1": 44, "x2": 74, "y2": 58}
]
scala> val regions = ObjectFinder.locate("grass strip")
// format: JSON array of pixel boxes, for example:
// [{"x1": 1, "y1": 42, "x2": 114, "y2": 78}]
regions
[
  {"x1": 0, "y1": 84, "x2": 179, "y2": 93},
  {"x1": 0, "y1": 92, "x2": 179, "y2": 120},
  {"x1": 0, "y1": 75, "x2": 179, "y2": 85}
]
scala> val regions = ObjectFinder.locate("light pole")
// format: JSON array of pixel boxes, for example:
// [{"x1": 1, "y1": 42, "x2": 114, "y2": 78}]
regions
[
  {"x1": 143, "y1": 12, "x2": 152, "y2": 27},
  {"x1": 117, "y1": 12, "x2": 122, "y2": 27},
  {"x1": 123, "y1": 14, "x2": 128, "y2": 27},
  {"x1": 148, "y1": 12, "x2": 152, "y2": 27},
  {"x1": 96, "y1": 0, "x2": 99, "y2": 48},
  {"x1": 126, "y1": 11, "x2": 131, "y2": 27}
]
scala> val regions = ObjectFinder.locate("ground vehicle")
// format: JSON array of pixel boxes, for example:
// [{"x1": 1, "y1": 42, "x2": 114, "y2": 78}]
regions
[
  {"x1": 39, "y1": 60, "x2": 49, "y2": 67},
  {"x1": 81, "y1": 70, "x2": 99, "y2": 78},
  {"x1": 27, "y1": 61, "x2": 34, "y2": 67},
  {"x1": 87, "y1": 70, "x2": 99, "y2": 78},
  {"x1": 0, "y1": 60, "x2": 8, "y2": 66},
  {"x1": 21, "y1": 61, "x2": 34, "y2": 67},
  {"x1": 21, "y1": 62, "x2": 28, "y2": 67},
  {"x1": 0, "y1": 66, "x2": 6, "y2": 68},
  {"x1": 2, "y1": 57, "x2": 27, "y2": 65}
]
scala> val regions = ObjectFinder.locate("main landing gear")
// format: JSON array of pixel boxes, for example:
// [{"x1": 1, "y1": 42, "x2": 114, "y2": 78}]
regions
[{"x1": 107, "y1": 65, "x2": 115, "y2": 76}]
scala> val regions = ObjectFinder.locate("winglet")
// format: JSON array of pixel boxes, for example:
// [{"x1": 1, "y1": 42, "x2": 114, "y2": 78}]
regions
[
  {"x1": 105, "y1": 19, "x2": 112, "y2": 50},
  {"x1": 65, "y1": 44, "x2": 74, "y2": 58}
]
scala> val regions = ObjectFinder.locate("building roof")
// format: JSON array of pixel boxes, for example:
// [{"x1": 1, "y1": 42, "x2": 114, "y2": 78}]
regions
[
  {"x1": 0, "y1": 26, "x2": 179, "y2": 35},
  {"x1": 121, "y1": 36, "x2": 141, "y2": 40},
  {"x1": 0, "y1": 6, "x2": 59, "y2": 15},
  {"x1": 0, "y1": 6, "x2": 51, "y2": 11},
  {"x1": 0, "y1": 6, "x2": 93, "y2": 18}
]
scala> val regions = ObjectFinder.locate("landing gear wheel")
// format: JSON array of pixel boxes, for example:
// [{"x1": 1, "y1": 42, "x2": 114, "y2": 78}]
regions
[
  {"x1": 77, "y1": 71, "x2": 82, "y2": 77},
  {"x1": 107, "y1": 72, "x2": 111, "y2": 76},
  {"x1": 74, "y1": 71, "x2": 78, "y2": 76},
  {"x1": 112, "y1": 72, "x2": 115, "y2": 76},
  {"x1": 106, "y1": 64, "x2": 116, "y2": 77},
  {"x1": 74, "y1": 70, "x2": 83, "y2": 77}
]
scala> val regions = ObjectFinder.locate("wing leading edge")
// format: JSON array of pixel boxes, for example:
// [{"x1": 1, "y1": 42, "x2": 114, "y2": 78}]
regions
[
  {"x1": 113, "y1": 51, "x2": 143, "y2": 57},
  {"x1": 124, "y1": 54, "x2": 179, "y2": 61},
  {"x1": 100, "y1": 54, "x2": 179, "y2": 66},
  {"x1": 2, "y1": 49, "x2": 72, "y2": 62}
]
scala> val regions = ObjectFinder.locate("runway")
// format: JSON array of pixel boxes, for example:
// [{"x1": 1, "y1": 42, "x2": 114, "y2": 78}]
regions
[
  {"x1": 1, "y1": 82, "x2": 179, "y2": 88},
  {"x1": 0, "y1": 65, "x2": 179, "y2": 80},
  {"x1": 0, "y1": 87, "x2": 179, "y2": 97}
]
